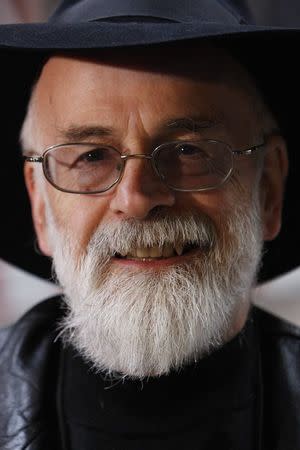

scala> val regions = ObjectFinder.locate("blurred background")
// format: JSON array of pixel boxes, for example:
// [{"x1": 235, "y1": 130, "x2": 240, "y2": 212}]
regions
[
  {"x1": 0, "y1": 0, "x2": 60, "y2": 23},
  {"x1": 1, "y1": 0, "x2": 300, "y2": 327},
  {"x1": 0, "y1": 0, "x2": 61, "y2": 327}
]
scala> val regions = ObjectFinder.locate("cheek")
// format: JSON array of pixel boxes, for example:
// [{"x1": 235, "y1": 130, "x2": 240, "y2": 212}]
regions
[
  {"x1": 47, "y1": 190, "x2": 110, "y2": 250},
  {"x1": 183, "y1": 172, "x2": 258, "y2": 223},
  {"x1": 224, "y1": 162, "x2": 261, "y2": 205},
  {"x1": 187, "y1": 185, "x2": 239, "y2": 213}
]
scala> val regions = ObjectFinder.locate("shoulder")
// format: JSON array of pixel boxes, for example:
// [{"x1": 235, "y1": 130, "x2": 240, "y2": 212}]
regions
[
  {"x1": 0, "y1": 296, "x2": 64, "y2": 353},
  {"x1": 253, "y1": 305, "x2": 300, "y2": 381},
  {"x1": 0, "y1": 296, "x2": 65, "y2": 385},
  {"x1": 0, "y1": 295, "x2": 65, "y2": 381},
  {"x1": 253, "y1": 304, "x2": 300, "y2": 360},
  {"x1": 253, "y1": 304, "x2": 300, "y2": 339},
  {"x1": 0, "y1": 297, "x2": 64, "y2": 448},
  {"x1": 253, "y1": 307, "x2": 300, "y2": 445}
]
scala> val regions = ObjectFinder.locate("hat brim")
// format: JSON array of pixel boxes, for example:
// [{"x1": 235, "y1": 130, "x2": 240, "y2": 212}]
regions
[
  {"x1": 1, "y1": 21, "x2": 299, "y2": 281},
  {"x1": 0, "y1": 22, "x2": 298, "y2": 50}
]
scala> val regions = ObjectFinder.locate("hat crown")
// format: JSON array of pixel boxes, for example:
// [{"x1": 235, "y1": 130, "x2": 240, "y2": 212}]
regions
[{"x1": 50, "y1": 0, "x2": 245, "y2": 24}]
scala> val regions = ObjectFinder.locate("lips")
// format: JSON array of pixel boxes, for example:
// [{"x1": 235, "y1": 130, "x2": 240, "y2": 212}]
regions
[{"x1": 114, "y1": 242, "x2": 199, "y2": 260}]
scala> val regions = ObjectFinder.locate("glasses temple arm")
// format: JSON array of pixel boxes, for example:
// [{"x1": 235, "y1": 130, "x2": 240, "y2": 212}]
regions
[
  {"x1": 23, "y1": 156, "x2": 43, "y2": 163},
  {"x1": 232, "y1": 142, "x2": 265, "y2": 156}
]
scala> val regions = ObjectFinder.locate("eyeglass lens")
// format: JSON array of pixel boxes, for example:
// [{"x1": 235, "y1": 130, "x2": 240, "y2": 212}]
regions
[
  {"x1": 43, "y1": 141, "x2": 233, "y2": 193},
  {"x1": 155, "y1": 141, "x2": 232, "y2": 190}
]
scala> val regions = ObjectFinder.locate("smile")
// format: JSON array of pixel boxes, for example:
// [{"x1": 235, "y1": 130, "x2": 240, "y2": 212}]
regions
[{"x1": 114, "y1": 243, "x2": 200, "y2": 260}]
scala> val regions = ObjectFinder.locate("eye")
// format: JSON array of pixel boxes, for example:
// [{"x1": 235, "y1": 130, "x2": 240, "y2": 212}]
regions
[
  {"x1": 176, "y1": 143, "x2": 206, "y2": 160},
  {"x1": 78, "y1": 147, "x2": 107, "y2": 162},
  {"x1": 178, "y1": 144, "x2": 198, "y2": 154},
  {"x1": 69, "y1": 147, "x2": 109, "y2": 169}
]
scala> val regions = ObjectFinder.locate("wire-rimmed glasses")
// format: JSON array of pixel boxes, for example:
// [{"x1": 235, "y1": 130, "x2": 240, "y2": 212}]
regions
[{"x1": 23, "y1": 140, "x2": 265, "y2": 194}]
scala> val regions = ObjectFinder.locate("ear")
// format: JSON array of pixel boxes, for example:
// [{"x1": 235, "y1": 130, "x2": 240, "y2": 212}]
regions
[
  {"x1": 24, "y1": 163, "x2": 53, "y2": 256},
  {"x1": 259, "y1": 135, "x2": 288, "y2": 241}
]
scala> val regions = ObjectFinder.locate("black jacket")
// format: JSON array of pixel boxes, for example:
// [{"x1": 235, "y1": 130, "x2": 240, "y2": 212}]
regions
[{"x1": 0, "y1": 296, "x2": 300, "y2": 450}]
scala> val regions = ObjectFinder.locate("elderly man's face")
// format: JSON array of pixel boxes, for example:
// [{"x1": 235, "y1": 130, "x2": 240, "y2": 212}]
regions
[
  {"x1": 24, "y1": 48, "x2": 286, "y2": 378},
  {"x1": 28, "y1": 53, "x2": 278, "y2": 246}
]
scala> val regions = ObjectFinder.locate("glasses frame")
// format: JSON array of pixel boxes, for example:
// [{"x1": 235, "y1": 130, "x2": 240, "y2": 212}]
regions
[{"x1": 23, "y1": 139, "x2": 265, "y2": 194}]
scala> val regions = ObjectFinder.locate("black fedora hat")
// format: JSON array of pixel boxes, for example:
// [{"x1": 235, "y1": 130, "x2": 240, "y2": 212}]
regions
[{"x1": 1, "y1": 0, "x2": 299, "y2": 281}]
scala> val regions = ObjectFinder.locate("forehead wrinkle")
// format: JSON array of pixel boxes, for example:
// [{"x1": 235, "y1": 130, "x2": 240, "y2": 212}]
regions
[
  {"x1": 122, "y1": 109, "x2": 151, "y2": 145},
  {"x1": 57, "y1": 124, "x2": 115, "y2": 142}
]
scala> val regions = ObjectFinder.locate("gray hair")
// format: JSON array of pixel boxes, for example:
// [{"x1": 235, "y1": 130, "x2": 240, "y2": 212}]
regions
[{"x1": 20, "y1": 81, "x2": 40, "y2": 154}]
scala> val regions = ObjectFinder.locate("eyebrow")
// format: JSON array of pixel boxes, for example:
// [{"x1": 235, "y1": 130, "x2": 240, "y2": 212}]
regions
[
  {"x1": 164, "y1": 117, "x2": 221, "y2": 132},
  {"x1": 58, "y1": 125, "x2": 114, "y2": 142},
  {"x1": 58, "y1": 116, "x2": 221, "y2": 142}
]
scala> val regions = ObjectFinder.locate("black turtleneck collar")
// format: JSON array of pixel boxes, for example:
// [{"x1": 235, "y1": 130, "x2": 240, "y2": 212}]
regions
[{"x1": 58, "y1": 311, "x2": 262, "y2": 450}]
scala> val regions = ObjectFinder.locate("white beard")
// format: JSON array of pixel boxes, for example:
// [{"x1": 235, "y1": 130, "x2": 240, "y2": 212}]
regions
[{"x1": 47, "y1": 198, "x2": 263, "y2": 380}]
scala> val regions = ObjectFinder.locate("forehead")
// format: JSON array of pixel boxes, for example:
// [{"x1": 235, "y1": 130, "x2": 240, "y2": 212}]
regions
[
  {"x1": 34, "y1": 45, "x2": 258, "y2": 144},
  {"x1": 38, "y1": 43, "x2": 252, "y2": 93}
]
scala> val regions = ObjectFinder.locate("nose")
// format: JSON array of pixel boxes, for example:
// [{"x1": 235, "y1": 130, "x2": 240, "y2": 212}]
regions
[{"x1": 109, "y1": 154, "x2": 175, "y2": 219}]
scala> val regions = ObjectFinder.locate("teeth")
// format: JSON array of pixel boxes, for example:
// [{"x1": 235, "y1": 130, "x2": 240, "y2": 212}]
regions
[
  {"x1": 149, "y1": 246, "x2": 163, "y2": 257},
  {"x1": 136, "y1": 248, "x2": 150, "y2": 258},
  {"x1": 163, "y1": 244, "x2": 175, "y2": 257},
  {"x1": 119, "y1": 244, "x2": 184, "y2": 259},
  {"x1": 175, "y1": 244, "x2": 184, "y2": 256}
]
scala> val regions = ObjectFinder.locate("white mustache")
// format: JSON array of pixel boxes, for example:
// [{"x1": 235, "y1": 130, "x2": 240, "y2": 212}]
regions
[{"x1": 87, "y1": 211, "x2": 217, "y2": 258}]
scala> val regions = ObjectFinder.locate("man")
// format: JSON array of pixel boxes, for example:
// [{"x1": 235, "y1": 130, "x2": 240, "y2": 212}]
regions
[{"x1": 0, "y1": 1, "x2": 299, "y2": 449}]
